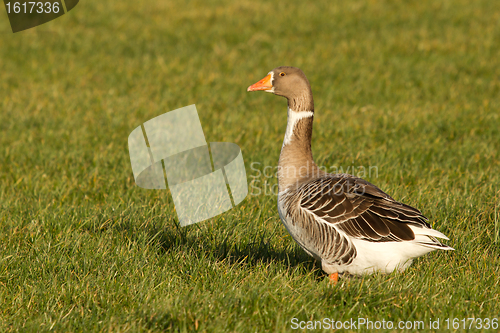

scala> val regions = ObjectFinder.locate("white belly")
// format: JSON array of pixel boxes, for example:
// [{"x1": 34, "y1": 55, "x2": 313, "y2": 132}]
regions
[{"x1": 323, "y1": 237, "x2": 435, "y2": 275}]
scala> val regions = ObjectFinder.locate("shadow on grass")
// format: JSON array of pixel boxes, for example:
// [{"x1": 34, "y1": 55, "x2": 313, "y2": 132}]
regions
[
  {"x1": 110, "y1": 215, "x2": 325, "y2": 280},
  {"x1": 163, "y1": 224, "x2": 322, "y2": 276},
  {"x1": 80, "y1": 207, "x2": 326, "y2": 281}
]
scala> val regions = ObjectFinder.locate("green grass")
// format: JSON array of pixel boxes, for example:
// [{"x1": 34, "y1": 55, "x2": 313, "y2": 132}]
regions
[{"x1": 1, "y1": 0, "x2": 500, "y2": 331}]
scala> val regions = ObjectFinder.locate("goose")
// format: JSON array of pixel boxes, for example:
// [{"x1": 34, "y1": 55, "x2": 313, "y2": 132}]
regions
[{"x1": 247, "y1": 66, "x2": 453, "y2": 283}]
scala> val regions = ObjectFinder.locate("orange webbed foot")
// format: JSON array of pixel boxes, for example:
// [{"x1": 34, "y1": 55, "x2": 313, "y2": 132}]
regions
[{"x1": 329, "y1": 272, "x2": 339, "y2": 285}]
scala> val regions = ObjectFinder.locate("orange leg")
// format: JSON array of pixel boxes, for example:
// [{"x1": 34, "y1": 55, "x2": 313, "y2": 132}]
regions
[{"x1": 329, "y1": 272, "x2": 339, "y2": 285}]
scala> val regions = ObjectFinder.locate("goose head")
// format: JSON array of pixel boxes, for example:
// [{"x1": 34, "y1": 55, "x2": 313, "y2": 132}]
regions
[{"x1": 247, "y1": 66, "x2": 314, "y2": 112}]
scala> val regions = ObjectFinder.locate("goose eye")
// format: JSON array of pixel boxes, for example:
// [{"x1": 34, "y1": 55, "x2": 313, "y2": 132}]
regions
[{"x1": 279, "y1": 72, "x2": 286, "y2": 77}]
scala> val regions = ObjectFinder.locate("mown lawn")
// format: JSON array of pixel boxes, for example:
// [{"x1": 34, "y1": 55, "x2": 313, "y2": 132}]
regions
[{"x1": 1, "y1": 0, "x2": 499, "y2": 331}]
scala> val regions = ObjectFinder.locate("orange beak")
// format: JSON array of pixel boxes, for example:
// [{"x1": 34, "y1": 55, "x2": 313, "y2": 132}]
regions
[{"x1": 247, "y1": 74, "x2": 273, "y2": 92}]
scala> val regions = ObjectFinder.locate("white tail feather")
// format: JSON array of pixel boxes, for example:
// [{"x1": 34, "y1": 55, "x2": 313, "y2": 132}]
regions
[
  {"x1": 409, "y1": 225, "x2": 450, "y2": 240},
  {"x1": 410, "y1": 226, "x2": 454, "y2": 250}
]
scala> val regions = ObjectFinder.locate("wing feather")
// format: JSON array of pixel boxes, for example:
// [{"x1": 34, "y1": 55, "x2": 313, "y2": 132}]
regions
[
  {"x1": 280, "y1": 174, "x2": 450, "y2": 267},
  {"x1": 296, "y1": 175, "x2": 432, "y2": 243}
]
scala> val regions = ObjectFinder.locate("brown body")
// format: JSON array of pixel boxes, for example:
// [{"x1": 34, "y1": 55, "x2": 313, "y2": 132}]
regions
[{"x1": 248, "y1": 67, "x2": 453, "y2": 278}]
